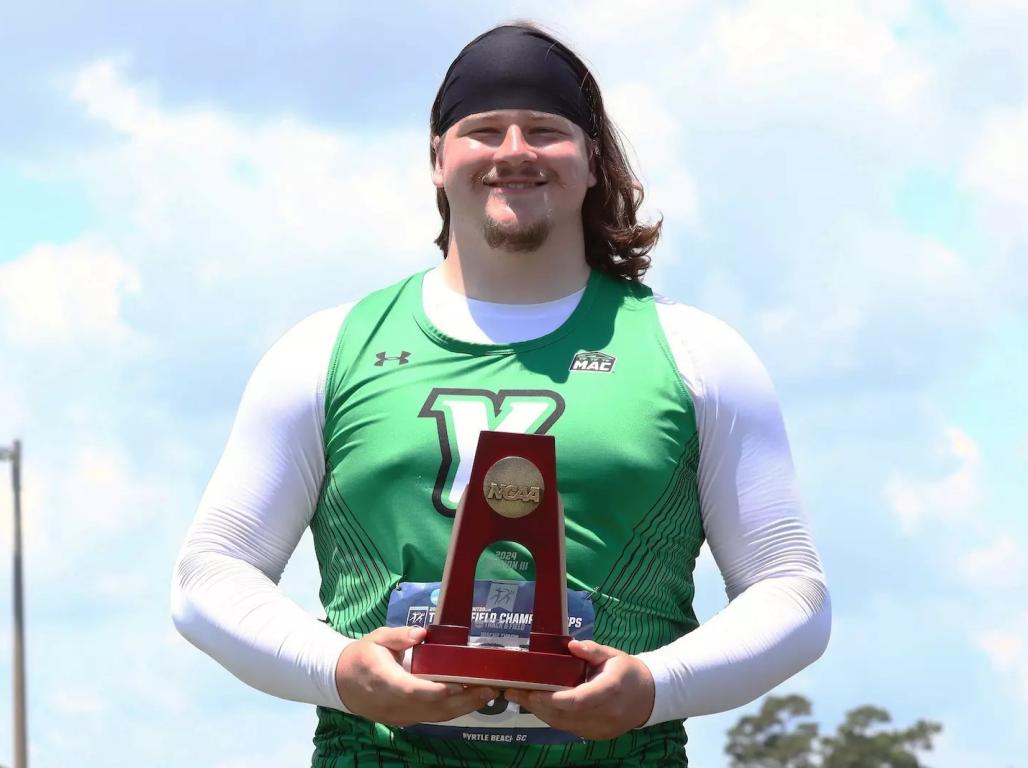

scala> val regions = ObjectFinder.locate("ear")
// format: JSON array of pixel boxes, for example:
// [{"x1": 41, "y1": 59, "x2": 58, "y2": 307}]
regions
[{"x1": 431, "y1": 135, "x2": 444, "y2": 189}]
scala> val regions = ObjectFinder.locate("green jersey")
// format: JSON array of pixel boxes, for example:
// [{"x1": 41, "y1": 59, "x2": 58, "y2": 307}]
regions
[{"x1": 310, "y1": 269, "x2": 703, "y2": 767}]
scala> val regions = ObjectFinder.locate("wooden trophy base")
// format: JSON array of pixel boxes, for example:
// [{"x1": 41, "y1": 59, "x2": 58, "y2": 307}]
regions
[{"x1": 412, "y1": 645, "x2": 587, "y2": 691}]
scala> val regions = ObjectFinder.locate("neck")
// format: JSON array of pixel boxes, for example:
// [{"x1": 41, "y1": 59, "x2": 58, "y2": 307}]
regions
[{"x1": 438, "y1": 219, "x2": 590, "y2": 303}]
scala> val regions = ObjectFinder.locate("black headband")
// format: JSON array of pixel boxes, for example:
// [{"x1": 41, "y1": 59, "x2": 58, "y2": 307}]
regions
[{"x1": 436, "y1": 26, "x2": 594, "y2": 137}]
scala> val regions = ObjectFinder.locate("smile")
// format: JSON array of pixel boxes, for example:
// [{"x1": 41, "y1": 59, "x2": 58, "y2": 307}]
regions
[{"x1": 486, "y1": 182, "x2": 547, "y2": 190}]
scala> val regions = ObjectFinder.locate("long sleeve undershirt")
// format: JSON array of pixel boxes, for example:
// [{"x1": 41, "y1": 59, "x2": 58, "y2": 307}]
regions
[{"x1": 171, "y1": 267, "x2": 831, "y2": 725}]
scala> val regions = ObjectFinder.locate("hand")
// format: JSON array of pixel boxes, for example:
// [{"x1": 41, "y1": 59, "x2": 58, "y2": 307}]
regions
[
  {"x1": 335, "y1": 626, "x2": 498, "y2": 726},
  {"x1": 505, "y1": 639, "x2": 655, "y2": 741}
]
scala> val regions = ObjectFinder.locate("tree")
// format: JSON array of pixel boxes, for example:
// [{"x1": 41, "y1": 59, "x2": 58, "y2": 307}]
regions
[
  {"x1": 726, "y1": 694, "x2": 819, "y2": 768},
  {"x1": 725, "y1": 695, "x2": 943, "y2": 768},
  {"x1": 820, "y1": 705, "x2": 943, "y2": 768}
]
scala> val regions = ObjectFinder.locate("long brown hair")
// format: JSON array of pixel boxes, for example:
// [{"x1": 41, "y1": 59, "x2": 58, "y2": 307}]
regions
[{"x1": 429, "y1": 21, "x2": 662, "y2": 282}]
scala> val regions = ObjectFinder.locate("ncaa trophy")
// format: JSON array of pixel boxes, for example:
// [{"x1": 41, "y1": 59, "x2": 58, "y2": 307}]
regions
[{"x1": 411, "y1": 430, "x2": 588, "y2": 690}]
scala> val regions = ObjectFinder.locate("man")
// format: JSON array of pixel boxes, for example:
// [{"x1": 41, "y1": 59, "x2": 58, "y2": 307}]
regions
[{"x1": 172, "y1": 23, "x2": 831, "y2": 767}]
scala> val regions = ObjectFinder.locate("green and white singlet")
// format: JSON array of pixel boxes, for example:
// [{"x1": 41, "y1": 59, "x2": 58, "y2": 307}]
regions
[
  {"x1": 312, "y1": 269, "x2": 701, "y2": 765},
  {"x1": 172, "y1": 266, "x2": 830, "y2": 768}
]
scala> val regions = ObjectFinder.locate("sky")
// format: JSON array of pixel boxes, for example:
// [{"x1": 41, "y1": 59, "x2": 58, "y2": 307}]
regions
[{"x1": 0, "y1": 1, "x2": 1026, "y2": 766}]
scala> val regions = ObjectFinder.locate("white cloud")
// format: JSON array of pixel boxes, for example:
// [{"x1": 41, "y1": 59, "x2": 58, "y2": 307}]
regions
[
  {"x1": 72, "y1": 57, "x2": 158, "y2": 136},
  {"x1": 707, "y1": 0, "x2": 928, "y2": 113},
  {"x1": 547, "y1": 0, "x2": 704, "y2": 53},
  {"x1": 70, "y1": 59, "x2": 438, "y2": 276},
  {"x1": 959, "y1": 534, "x2": 1027, "y2": 591},
  {"x1": 604, "y1": 81, "x2": 699, "y2": 230},
  {"x1": 61, "y1": 445, "x2": 162, "y2": 533},
  {"x1": 974, "y1": 610, "x2": 1028, "y2": 706},
  {"x1": 0, "y1": 238, "x2": 141, "y2": 347},
  {"x1": 885, "y1": 427, "x2": 981, "y2": 533},
  {"x1": 55, "y1": 57, "x2": 451, "y2": 361},
  {"x1": 977, "y1": 627, "x2": 1023, "y2": 668},
  {"x1": 964, "y1": 104, "x2": 1028, "y2": 241},
  {"x1": 965, "y1": 105, "x2": 1028, "y2": 208},
  {"x1": 545, "y1": 1, "x2": 1008, "y2": 391},
  {"x1": 748, "y1": 230, "x2": 990, "y2": 384},
  {"x1": 4, "y1": 440, "x2": 189, "y2": 585},
  {"x1": 605, "y1": 81, "x2": 679, "y2": 165}
]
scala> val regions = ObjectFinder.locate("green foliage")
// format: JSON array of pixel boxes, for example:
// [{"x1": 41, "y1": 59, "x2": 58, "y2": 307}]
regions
[
  {"x1": 820, "y1": 705, "x2": 943, "y2": 768},
  {"x1": 726, "y1": 695, "x2": 943, "y2": 768},
  {"x1": 726, "y1": 694, "x2": 819, "y2": 768}
]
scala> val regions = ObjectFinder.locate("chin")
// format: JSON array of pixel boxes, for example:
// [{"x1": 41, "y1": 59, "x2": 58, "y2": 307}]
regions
[{"x1": 483, "y1": 217, "x2": 552, "y2": 252}]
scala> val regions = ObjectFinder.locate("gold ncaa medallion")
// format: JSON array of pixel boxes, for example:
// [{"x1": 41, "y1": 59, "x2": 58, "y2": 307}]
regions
[{"x1": 483, "y1": 456, "x2": 545, "y2": 519}]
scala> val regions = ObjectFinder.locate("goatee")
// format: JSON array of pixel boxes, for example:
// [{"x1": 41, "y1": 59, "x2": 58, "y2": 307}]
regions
[{"x1": 482, "y1": 217, "x2": 551, "y2": 252}]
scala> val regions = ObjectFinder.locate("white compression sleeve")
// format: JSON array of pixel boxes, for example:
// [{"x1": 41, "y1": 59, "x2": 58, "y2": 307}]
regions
[
  {"x1": 171, "y1": 275, "x2": 829, "y2": 721},
  {"x1": 171, "y1": 305, "x2": 354, "y2": 711},
  {"x1": 636, "y1": 298, "x2": 831, "y2": 723}
]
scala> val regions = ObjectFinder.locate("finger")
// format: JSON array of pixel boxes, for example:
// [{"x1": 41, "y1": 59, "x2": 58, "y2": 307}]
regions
[
  {"x1": 546, "y1": 670, "x2": 618, "y2": 710},
  {"x1": 372, "y1": 659, "x2": 464, "y2": 698},
  {"x1": 508, "y1": 701, "x2": 578, "y2": 735},
  {"x1": 423, "y1": 687, "x2": 501, "y2": 722},
  {"x1": 507, "y1": 688, "x2": 588, "y2": 724},
  {"x1": 523, "y1": 690, "x2": 585, "y2": 717},
  {"x1": 372, "y1": 681, "x2": 497, "y2": 726},
  {"x1": 567, "y1": 639, "x2": 619, "y2": 665},
  {"x1": 523, "y1": 667, "x2": 624, "y2": 716},
  {"x1": 375, "y1": 688, "x2": 496, "y2": 728},
  {"x1": 505, "y1": 691, "x2": 615, "y2": 740},
  {"x1": 389, "y1": 668, "x2": 499, "y2": 705},
  {"x1": 369, "y1": 626, "x2": 427, "y2": 653},
  {"x1": 505, "y1": 687, "x2": 552, "y2": 707},
  {"x1": 508, "y1": 695, "x2": 618, "y2": 742},
  {"x1": 505, "y1": 686, "x2": 559, "y2": 706}
]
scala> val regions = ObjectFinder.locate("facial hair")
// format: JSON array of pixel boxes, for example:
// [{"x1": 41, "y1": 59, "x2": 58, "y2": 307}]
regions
[
  {"x1": 482, "y1": 215, "x2": 552, "y2": 252},
  {"x1": 475, "y1": 165, "x2": 556, "y2": 252}
]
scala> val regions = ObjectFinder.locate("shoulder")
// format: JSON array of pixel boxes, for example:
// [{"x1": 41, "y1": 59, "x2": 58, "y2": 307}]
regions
[
  {"x1": 261, "y1": 304, "x2": 355, "y2": 368},
  {"x1": 243, "y1": 304, "x2": 356, "y2": 428},
  {"x1": 652, "y1": 293, "x2": 775, "y2": 406}
]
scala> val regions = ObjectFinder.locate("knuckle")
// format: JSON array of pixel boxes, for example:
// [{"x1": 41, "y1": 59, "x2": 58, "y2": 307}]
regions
[{"x1": 398, "y1": 683, "x2": 421, "y2": 700}]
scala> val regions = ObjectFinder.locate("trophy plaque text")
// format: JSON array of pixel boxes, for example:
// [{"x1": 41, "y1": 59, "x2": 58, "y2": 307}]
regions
[{"x1": 410, "y1": 430, "x2": 588, "y2": 690}]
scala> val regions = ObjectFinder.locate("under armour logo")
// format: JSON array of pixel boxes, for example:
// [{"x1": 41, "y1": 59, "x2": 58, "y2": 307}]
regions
[{"x1": 374, "y1": 351, "x2": 411, "y2": 366}]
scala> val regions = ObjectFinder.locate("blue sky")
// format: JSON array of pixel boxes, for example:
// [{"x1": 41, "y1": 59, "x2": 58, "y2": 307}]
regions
[{"x1": 0, "y1": 2, "x2": 1026, "y2": 766}]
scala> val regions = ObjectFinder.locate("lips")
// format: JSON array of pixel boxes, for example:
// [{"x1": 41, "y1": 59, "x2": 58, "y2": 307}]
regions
[
  {"x1": 481, "y1": 175, "x2": 546, "y2": 188},
  {"x1": 484, "y1": 179, "x2": 547, "y2": 191}
]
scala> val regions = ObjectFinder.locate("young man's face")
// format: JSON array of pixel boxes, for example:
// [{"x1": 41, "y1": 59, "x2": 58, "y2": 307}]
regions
[{"x1": 432, "y1": 110, "x2": 597, "y2": 252}]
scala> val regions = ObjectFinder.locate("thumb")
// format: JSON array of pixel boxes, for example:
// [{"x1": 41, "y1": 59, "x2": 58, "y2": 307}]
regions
[
  {"x1": 567, "y1": 639, "x2": 619, "y2": 666},
  {"x1": 370, "y1": 625, "x2": 427, "y2": 653}
]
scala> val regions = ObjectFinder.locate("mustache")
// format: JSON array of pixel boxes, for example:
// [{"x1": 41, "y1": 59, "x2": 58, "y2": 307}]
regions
[{"x1": 477, "y1": 170, "x2": 551, "y2": 185}]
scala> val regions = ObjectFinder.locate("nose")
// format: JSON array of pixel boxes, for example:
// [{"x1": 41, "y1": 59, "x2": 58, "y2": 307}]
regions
[{"x1": 493, "y1": 124, "x2": 537, "y2": 167}]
